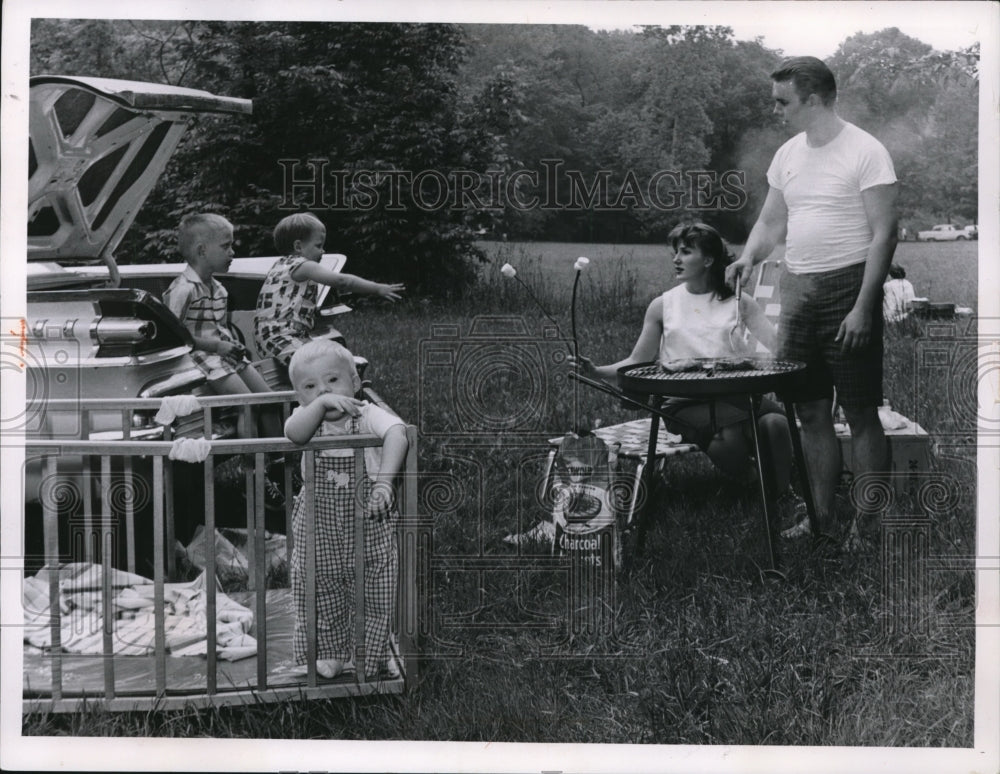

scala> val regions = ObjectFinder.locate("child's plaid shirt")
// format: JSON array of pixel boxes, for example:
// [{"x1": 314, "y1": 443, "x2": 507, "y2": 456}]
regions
[{"x1": 163, "y1": 265, "x2": 243, "y2": 380}]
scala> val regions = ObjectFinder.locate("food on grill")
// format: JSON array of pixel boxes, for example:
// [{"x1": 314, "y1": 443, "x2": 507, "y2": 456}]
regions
[
  {"x1": 712, "y1": 357, "x2": 757, "y2": 372},
  {"x1": 661, "y1": 357, "x2": 758, "y2": 374},
  {"x1": 660, "y1": 358, "x2": 703, "y2": 373}
]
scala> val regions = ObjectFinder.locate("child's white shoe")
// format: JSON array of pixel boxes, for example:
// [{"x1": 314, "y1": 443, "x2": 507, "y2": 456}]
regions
[
  {"x1": 316, "y1": 659, "x2": 346, "y2": 679},
  {"x1": 382, "y1": 654, "x2": 401, "y2": 679}
]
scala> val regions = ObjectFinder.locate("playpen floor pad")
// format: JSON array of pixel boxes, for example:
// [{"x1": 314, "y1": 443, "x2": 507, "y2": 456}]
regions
[{"x1": 23, "y1": 588, "x2": 402, "y2": 703}]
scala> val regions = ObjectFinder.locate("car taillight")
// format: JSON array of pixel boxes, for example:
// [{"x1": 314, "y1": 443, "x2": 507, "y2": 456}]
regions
[{"x1": 94, "y1": 317, "x2": 157, "y2": 345}]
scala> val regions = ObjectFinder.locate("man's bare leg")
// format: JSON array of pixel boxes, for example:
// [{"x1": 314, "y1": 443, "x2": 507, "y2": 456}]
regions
[
  {"x1": 841, "y1": 404, "x2": 887, "y2": 545},
  {"x1": 794, "y1": 398, "x2": 842, "y2": 537}
]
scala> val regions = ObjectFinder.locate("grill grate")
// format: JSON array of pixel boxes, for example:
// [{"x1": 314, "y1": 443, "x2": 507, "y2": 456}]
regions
[
  {"x1": 617, "y1": 359, "x2": 806, "y2": 398},
  {"x1": 623, "y1": 359, "x2": 803, "y2": 382}
]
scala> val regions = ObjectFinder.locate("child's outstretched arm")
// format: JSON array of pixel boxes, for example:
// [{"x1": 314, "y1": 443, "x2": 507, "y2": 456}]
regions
[
  {"x1": 291, "y1": 262, "x2": 405, "y2": 301},
  {"x1": 284, "y1": 394, "x2": 364, "y2": 445},
  {"x1": 369, "y1": 424, "x2": 408, "y2": 520}
]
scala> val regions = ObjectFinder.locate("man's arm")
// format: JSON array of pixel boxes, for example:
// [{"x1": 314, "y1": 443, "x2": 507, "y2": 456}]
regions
[
  {"x1": 726, "y1": 187, "x2": 788, "y2": 288},
  {"x1": 836, "y1": 183, "x2": 898, "y2": 352}
]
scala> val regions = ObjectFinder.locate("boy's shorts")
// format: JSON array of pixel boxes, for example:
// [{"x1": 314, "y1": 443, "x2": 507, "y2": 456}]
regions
[
  {"x1": 777, "y1": 261, "x2": 883, "y2": 409},
  {"x1": 254, "y1": 325, "x2": 309, "y2": 367},
  {"x1": 193, "y1": 350, "x2": 246, "y2": 382}
]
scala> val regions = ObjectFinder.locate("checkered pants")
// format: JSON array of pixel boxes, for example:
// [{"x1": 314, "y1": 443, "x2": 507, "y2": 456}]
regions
[{"x1": 291, "y1": 448, "x2": 398, "y2": 675}]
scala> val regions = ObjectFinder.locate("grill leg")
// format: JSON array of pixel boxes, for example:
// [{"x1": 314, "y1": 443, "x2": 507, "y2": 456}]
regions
[
  {"x1": 783, "y1": 398, "x2": 818, "y2": 538},
  {"x1": 748, "y1": 394, "x2": 783, "y2": 578},
  {"x1": 624, "y1": 405, "x2": 662, "y2": 576}
]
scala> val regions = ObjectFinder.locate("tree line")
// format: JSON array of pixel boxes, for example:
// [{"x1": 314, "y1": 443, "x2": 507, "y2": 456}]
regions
[{"x1": 30, "y1": 20, "x2": 979, "y2": 294}]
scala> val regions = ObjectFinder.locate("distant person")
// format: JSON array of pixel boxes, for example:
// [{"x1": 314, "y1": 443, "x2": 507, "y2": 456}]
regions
[
  {"x1": 163, "y1": 213, "x2": 281, "y2": 438},
  {"x1": 572, "y1": 222, "x2": 802, "y2": 517},
  {"x1": 726, "y1": 56, "x2": 898, "y2": 547},
  {"x1": 284, "y1": 339, "x2": 408, "y2": 679},
  {"x1": 883, "y1": 263, "x2": 916, "y2": 323},
  {"x1": 254, "y1": 212, "x2": 405, "y2": 367}
]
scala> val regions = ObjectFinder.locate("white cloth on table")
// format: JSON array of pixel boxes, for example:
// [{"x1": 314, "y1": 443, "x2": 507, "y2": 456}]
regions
[
  {"x1": 154, "y1": 394, "x2": 202, "y2": 425},
  {"x1": 168, "y1": 437, "x2": 212, "y2": 463}
]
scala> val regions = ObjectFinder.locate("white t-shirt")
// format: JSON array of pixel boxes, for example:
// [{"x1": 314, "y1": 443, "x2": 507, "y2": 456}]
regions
[
  {"x1": 658, "y1": 284, "x2": 750, "y2": 363},
  {"x1": 767, "y1": 122, "x2": 897, "y2": 274},
  {"x1": 883, "y1": 278, "x2": 916, "y2": 322},
  {"x1": 293, "y1": 401, "x2": 404, "y2": 481}
]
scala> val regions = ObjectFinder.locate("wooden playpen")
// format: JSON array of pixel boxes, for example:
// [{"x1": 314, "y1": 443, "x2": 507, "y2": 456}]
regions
[{"x1": 21, "y1": 390, "x2": 427, "y2": 712}]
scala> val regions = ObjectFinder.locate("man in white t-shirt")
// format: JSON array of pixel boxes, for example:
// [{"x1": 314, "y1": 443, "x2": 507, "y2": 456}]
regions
[{"x1": 727, "y1": 56, "x2": 898, "y2": 547}]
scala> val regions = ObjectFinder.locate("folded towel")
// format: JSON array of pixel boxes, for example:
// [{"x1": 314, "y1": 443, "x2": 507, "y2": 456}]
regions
[
  {"x1": 168, "y1": 437, "x2": 213, "y2": 463},
  {"x1": 154, "y1": 394, "x2": 202, "y2": 426},
  {"x1": 878, "y1": 405, "x2": 911, "y2": 431}
]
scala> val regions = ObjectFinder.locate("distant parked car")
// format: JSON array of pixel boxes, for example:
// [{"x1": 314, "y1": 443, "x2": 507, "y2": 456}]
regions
[
  {"x1": 916, "y1": 224, "x2": 969, "y2": 241},
  {"x1": 962, "y1": 224, "x2": 978, "y2": 240}
]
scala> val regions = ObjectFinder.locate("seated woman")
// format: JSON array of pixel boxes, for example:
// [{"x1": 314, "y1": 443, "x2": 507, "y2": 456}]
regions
[
  {"x1": 572, "y1": 222, "x2": 805, "y2": 531},
  {"x1": 883, "y1": 262, "x2": 916, "y2": 323}
]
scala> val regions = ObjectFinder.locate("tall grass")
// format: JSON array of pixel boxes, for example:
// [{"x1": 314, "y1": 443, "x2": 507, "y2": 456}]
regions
[{"x1": 23, "y1": 241, "x2": 977, "y2": 746}]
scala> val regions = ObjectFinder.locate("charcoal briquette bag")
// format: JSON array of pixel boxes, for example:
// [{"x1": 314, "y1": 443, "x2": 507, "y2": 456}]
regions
[{"x1": 550, "y1": 432, "x2": 621, "y2": 569}]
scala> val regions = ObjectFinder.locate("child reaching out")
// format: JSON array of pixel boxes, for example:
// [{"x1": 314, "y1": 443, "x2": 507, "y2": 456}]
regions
[
  {"x1": 254, "y1": 212, "x2": 405, "y2": 367},
  {"x1": 285, "y1": 339, "x2": 408, "y2": 679},
  {"x1": 571, "y1": 222, "x2": 804, "y2": 526},
  {"x1": 162, "y1": 213, "x2": 281, "y2": 438}
]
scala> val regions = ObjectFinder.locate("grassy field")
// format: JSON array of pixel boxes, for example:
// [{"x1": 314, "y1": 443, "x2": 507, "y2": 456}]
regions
[{"x1": 23, "y1": 240, "x2": 979, "y2": 748}]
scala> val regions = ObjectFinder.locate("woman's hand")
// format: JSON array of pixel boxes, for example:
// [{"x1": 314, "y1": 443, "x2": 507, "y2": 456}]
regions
[{"x1": 567, "y1": 353, "x2": 599, "y2": 378}]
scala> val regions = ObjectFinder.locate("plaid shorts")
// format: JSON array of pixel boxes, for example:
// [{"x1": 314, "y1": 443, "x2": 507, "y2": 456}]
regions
[{"x1": 777, "y1": 261, "x2": 883, "y2": 409}]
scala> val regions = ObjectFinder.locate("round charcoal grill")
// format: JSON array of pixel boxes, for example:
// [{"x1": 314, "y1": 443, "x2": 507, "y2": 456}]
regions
[{"x1": 618, "y1": 358, "x2": 806, "y2": 398}]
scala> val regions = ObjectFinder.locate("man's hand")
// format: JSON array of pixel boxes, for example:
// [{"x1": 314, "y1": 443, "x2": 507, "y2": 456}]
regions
[
  {"x1": 725, "y1": 257, "x2": 754, "y2": 290},
  {"x1": 835, "y1": 306, "x2": 872, "y2": 353}
]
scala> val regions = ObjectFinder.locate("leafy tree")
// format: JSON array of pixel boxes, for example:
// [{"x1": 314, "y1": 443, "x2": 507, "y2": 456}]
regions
[
  {"x1": 34, "y1": 21, "x2": 510, "y2": 296},
  {"x1": 29, "y1": 20, "x2": 981, "y2": 251}
]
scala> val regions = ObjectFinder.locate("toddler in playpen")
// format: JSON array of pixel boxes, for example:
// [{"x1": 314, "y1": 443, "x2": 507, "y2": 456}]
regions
[{"x1": 284, "y1": 339, "x2": 407, "y2": 678}]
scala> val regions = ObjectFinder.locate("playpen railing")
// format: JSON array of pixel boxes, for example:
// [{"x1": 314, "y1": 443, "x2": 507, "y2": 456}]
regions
[{"x1": 22, "y1": 391, "x2": 422, "y2": 710}]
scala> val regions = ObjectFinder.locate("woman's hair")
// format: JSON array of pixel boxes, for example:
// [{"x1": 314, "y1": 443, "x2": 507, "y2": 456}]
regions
[
  {"x1": 771, "y1": 56, "x2": 837, "y2": 106},
  {"x1": 273, "y1": 212, "x2": 325, "y2": 255},
  {"x1": 287, "y1": 339, "x2": 358, "y2": 388},
  {"x1": 667, "y1": 222, "x2": 735, "y2": 299},
  {"x1": 888, "y1": 263, "x2": 906, "y2": 279}
]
